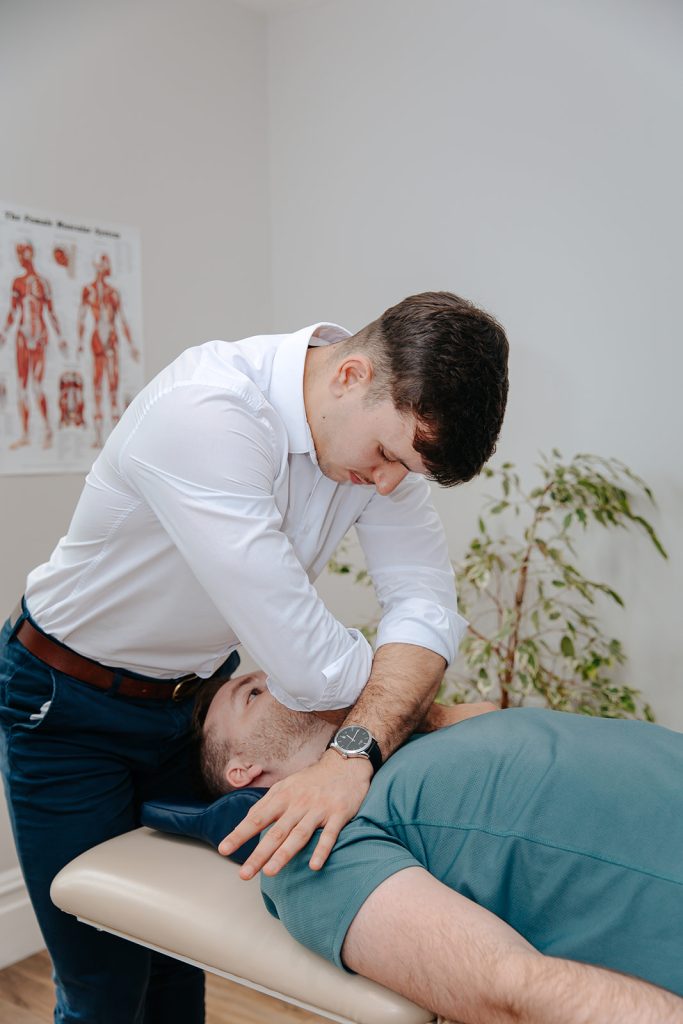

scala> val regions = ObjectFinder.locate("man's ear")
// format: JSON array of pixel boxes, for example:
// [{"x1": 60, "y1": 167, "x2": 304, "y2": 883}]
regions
[
  {"x1": 225, "y1": 759, "x2": 266, "y2": 790},
  {"x1": 329, "y1": 354, "x2": 374, "y2": 398}
]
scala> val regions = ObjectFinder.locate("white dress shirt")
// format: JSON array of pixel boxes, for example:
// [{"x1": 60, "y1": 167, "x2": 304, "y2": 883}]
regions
[{"x1": 25, "y1": 323, "x2": 467, "y2": 710}]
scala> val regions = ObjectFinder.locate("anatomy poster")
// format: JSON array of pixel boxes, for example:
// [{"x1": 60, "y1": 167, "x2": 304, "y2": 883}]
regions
[{"x1": 0, "y1": 201, "x2": 144, "y2": 474}]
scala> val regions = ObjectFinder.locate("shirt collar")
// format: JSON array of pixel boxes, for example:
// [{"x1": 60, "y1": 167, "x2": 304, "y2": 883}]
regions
[{"x1": 269, "y1": 322, "x2": 351, "y2": 460}]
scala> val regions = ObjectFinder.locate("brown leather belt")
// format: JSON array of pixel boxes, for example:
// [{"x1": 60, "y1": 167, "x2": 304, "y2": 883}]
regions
[{"x1": 12, "y1": 606, "x2": 201, "y2": 702}]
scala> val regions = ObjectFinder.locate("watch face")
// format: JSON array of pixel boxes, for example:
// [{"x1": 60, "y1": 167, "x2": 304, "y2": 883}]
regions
[{"x1": 336, "y1": 725, "x2": 371, "y2": 753}]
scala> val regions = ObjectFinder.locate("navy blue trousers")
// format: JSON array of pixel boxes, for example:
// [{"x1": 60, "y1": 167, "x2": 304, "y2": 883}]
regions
[{"x1": 0, "y1": 605, "x2": 238, "y2": 1023}]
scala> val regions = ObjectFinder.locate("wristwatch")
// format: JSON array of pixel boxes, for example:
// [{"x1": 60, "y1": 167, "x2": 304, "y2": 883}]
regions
[{"x1": 327, "y1": 725, "x2": 383, "y2": 775}]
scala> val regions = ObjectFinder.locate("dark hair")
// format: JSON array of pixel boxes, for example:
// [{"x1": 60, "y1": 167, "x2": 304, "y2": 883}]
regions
[
  {"x1": 191, "y1": 676, "x2": 229, "y2": 738},
  {"x1": 190, "y1": 677, "x2": 235, "y2": 799},
  {"x1": 367, "y1": 291, "x2": 509, "y2": 486}
]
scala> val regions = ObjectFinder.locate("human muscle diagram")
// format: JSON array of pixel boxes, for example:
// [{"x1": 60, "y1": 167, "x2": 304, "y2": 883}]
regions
[
  {"x1": 77, "y1": 253, "x2": 140, "y2": 448},
  {"x1": 0, "y1": 202, "x2": 143, "y2": 474},
  {"x1": 0, "y1": 242, "x2": 68, "y2": 451}
]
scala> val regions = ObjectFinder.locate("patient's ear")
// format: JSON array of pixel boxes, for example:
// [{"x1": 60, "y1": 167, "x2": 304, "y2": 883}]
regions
[{"x1": 225, "y1": 759, "x2": 265, "y2": 790}]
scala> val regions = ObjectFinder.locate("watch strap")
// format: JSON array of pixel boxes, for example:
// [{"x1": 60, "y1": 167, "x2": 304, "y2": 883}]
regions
[{"x1": 364, "y1": 737, "x2": 383, "y2": 775}]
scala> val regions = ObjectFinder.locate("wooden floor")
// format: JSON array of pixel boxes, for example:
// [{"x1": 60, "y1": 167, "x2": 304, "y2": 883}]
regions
[{"x1": 0, "y1": 950, "x2": 327, "y2": 1023}]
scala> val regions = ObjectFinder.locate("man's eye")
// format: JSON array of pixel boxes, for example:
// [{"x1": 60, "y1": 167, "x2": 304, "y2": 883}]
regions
[{"x1": 247, "y1": 688, "x2": 260, "y2": 703}]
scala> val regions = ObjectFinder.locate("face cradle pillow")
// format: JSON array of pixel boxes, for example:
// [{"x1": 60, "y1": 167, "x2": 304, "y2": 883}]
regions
[{"x1": 141, "y1": 789, "x2": 268, "y2": 865}]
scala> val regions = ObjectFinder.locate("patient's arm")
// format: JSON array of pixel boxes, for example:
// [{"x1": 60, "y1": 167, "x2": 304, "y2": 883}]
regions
[{"x1": 343, "y1": 867, "x2": 683, "y2": 1024}]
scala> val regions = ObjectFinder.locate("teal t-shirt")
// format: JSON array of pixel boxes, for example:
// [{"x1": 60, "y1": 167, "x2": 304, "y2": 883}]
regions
[{"x1": 261, "y1": 708, "x2": 683, "y2": 995}]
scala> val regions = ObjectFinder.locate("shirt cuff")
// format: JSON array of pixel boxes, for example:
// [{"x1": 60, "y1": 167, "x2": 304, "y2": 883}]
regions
[
  {"x1": 266, "y1": 628, "x2": 374, "y2": 712},
  {"x1": 374, "y1": 600, "x2": 468, "y2": 666}
]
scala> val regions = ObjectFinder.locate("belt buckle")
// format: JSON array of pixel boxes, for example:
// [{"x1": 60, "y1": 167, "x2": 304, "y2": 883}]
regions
[{"x1": 172, "y1": 674, "x2": 201, "y2": 702}]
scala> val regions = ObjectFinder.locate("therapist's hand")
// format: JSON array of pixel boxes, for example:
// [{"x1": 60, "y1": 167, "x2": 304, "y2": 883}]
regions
[
  {"x1": 438, "y1": 701, "x2": 499, "y2": 725},
  {"x1": 218, "y1": 750, "x2": 372, "y2": 880},
  {"x1": 417, "y1": 699, "x2": 499, "y2": 733}
]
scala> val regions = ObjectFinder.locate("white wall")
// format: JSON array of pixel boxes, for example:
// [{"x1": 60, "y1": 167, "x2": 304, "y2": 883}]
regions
[
  {"x1": 267, "y1": 0, "x2": 683, "y2": 728},
  {"x1": 0, "y1": 0, "x2": 270, "y2": 961}
]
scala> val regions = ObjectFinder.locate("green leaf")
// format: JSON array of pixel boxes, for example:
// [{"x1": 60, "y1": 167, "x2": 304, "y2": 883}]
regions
[
  {"x1": 561, "y1": 636, "x2": 575, "y2": 657},
  {"x1": 631, "y1": 516, "x2": 668, "y2": 559},
  {"x1": 599, "y1": 585, "x2": 625, "y2": 607}
]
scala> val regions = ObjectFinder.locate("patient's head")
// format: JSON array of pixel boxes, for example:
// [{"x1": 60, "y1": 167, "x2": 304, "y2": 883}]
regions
[{"x1": 193, "y1": 671, "x2": 334, "y2": 798}]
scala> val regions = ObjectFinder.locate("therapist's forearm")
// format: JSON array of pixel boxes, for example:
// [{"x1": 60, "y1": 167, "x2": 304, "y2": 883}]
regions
[
  {"x1": 336, "y1": 642, "x2": 446, "y2": 758},
  {"x1": 315, "y1": 692, "x2": 495, "y2": 733}
]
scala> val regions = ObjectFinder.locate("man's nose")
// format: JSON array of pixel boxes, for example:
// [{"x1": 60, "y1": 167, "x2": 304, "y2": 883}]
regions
[{"x1": 373, "y1": 463, "x2": 409, "y2": 495}]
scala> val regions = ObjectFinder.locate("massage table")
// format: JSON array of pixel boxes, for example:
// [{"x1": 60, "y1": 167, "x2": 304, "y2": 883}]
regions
[{"x1": 50, "y1": 793, "x2": 448, "y2": 1024}]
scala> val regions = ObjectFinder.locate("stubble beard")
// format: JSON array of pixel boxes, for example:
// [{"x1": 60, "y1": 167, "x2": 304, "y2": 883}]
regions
[{"x1": 247, "y1": 702, "x2": 332, "y2": 767}]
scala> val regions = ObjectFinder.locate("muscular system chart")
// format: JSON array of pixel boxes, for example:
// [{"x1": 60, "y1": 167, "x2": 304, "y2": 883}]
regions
[{"x1": 0, "y1": 202, "x2": 144, "y2": 474}]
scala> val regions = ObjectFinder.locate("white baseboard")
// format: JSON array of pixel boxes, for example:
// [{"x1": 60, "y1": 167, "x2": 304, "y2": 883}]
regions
[{"x1": 0, "y1": 866, "x2": 45, "y2": 969}]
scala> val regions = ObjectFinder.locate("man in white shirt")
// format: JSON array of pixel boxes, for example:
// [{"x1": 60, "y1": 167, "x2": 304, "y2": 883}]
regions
[{"x1": 0, "y1": 291, "x2": 509, "y2": 1023}]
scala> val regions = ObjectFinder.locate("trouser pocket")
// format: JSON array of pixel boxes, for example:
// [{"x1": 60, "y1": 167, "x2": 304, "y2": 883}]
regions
[{"x1": 0, "y1": 633, "x2": 60, "y2": 735}]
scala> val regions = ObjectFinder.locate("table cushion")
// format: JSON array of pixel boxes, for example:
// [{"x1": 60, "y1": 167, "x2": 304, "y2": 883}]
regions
[
  {"x1": 140, "y1": 789, "x2": 267, "y2": 864},
  {"x1": 50, "y1": 827, "x2": 435, "y2": 1024}
]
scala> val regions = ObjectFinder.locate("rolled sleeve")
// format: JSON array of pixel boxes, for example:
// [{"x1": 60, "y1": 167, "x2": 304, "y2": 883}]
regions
[
  {"x1": 374, "y1": 593, "x2": 468, "y2": 665},
  {"x1": 355, "y1": 475, "x2": 467, "y2": 666},
  {"x1": 267, "y1": 627, "x2": 373, "y2": 711}
]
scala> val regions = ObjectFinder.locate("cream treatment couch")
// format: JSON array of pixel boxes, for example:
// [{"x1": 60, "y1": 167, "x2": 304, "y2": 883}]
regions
[{"x1": 51, "y1": 825, "x2": 442, "y2": 1024}]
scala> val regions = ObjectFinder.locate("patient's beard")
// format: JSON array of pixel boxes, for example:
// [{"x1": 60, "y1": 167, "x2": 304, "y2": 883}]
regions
[{"x1": 243, "y1": 703, "x2": 333, "y2": 770}]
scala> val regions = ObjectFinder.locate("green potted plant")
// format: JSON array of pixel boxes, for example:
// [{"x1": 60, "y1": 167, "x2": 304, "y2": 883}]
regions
[{"x1": 329, "y1": 451, "x2": 667, "y2": 720}]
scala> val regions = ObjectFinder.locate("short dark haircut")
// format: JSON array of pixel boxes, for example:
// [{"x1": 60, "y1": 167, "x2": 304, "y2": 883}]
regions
[
  {"x1": 361, "y1": 291, "x2": 509, "y2": 486},
  {"x1": 191, "y1": 677, "x2": 234, "y2": 799}
]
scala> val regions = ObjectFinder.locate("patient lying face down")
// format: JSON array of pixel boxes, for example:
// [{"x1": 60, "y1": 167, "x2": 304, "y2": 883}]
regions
[{"x1": 196, "y1": 671, "x2": 683, "y2": 1024}]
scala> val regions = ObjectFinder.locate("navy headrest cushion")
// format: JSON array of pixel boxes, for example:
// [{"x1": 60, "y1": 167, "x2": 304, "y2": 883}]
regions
[{"x1": 141, "y1": 788, "x2": 268, "y2": 865}]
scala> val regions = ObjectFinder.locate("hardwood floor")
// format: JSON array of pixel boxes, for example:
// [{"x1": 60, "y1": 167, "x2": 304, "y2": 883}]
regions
[{"x1": 0, "y1": 950, "x2": 327, "y2": 1023}]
